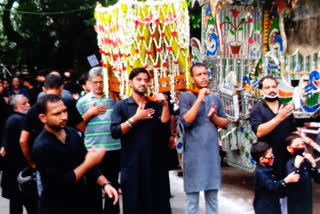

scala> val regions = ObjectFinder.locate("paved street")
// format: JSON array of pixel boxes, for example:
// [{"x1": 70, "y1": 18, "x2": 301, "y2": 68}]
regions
[
  {"x1": 0, "y1": 166, "x2": 319, "y2": 213},
  {"x1": 170, "y1": 166, "x2": 254, "y2": 214}
]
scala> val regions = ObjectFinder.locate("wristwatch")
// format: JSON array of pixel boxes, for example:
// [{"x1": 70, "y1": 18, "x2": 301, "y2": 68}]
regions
[{"x1": 102, "y1": 181, "x2": 112, "y2": 189}]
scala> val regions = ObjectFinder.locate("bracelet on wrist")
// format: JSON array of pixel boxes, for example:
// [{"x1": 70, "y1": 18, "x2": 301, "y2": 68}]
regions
[
  {"x1": 128, "y1": 118, "x2": 134, "y2": 126},
  {"x1": 102, "y1": 181, "x2": 112, "y2": 189},
  {"x1": 127, "y1": 120, "x2": 132, "y2": 128}
]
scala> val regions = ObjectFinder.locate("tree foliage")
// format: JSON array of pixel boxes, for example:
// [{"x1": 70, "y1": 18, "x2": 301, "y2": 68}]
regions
[
  {"x1": 0, "y1": 0, "x2": 100, "y2": 75},
  {"x1": 187, "y1": 0, "x2": 202, "y2": 39},
  {"x1": 0, "y1": 0, "x2": 201, "y2": 76}
]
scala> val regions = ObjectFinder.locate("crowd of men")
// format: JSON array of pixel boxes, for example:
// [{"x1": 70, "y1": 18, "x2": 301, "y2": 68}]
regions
[
  {"x1": 0, "y1": 68, "x2": 180, "y2": 214},
  {"x1": 0, "y1": 64, "x2": 318, "y2": 214}
]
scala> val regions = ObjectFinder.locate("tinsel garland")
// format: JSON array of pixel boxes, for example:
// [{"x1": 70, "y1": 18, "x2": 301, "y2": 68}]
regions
[{"x1": 94, "y1": 0, "x2": 190, "y2": 98}]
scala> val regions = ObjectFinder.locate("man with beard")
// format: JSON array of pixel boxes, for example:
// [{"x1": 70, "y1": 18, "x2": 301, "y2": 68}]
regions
[
  {"x1": 250, "y1": 76, "x2": 296, "y2": 214},
  {"x1": 0, "y1": 95, "x2": 37, "y2": 214},
  {"x1": 250, "y1": 75, "x2": 296, "y2": 179},
  {"x1": 111, "y1": 67, "x2": 171, "y2": 214},
  {"x1": 31, "y1": 94, "x2": 118, "y2": 214},
  {"x1": 179, "y1": 63, "x2": 228, "y2": 214}
]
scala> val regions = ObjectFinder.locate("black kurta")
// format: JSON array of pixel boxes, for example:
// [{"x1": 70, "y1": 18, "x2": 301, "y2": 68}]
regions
[
  {"x1": 31, "y1": 127, "x2": 102, "y2": 214},
  {"x1": 250, "y1": 100, "x2": 296, "y2": 179},
  {"x1": 111, "y1": 96, "x2": 171, "y2": 214},
  {"x1": 286, "y1": 157, "x2": 318, "y2": 214},
  {"x1": 253, "y1": 164, "x2": 286, "y2": 214}
]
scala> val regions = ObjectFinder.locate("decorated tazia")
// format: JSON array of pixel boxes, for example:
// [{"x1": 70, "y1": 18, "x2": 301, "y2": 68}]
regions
[{"x1": 94, "y1": 0, "x2": 191, "y2": 99}]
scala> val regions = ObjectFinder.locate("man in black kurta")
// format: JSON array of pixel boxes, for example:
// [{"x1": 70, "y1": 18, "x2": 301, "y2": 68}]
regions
[
  {"x1": 31, "y1": 94, "x2": 118, "y2": 214},
  {"x1": 111, "y1": 68, "x2": 171, "y2": 214}
]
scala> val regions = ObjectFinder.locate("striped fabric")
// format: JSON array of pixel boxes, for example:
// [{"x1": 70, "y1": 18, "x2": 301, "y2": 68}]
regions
[{"x1": 76, "y1": 91, "x2": 120, "y2": 151}]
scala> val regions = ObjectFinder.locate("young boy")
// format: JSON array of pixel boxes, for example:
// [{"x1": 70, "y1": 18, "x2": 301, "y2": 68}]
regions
[
  {"x1": 285, "y1": 134, "x2": 318, "y2": 214},
  {"x1": 251, "y1": 141, "x2": 299, "y2": 214}
]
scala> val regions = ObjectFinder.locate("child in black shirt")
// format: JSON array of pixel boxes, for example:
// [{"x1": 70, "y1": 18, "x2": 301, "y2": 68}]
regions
[
  {"x1": 285, "y1": 134, "x2": 318, "y2": 214},
  {"x1": 251, "y1": 141, "x2": 299, "y2": 214}
]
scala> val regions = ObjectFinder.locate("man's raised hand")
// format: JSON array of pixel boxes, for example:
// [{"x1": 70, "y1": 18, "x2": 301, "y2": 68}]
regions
[
  {"x1": 133, "y1": 103, "x2": 155, "y2": 121},
  {"x1": 153, "y1": 93, "x2": 168, "y2": 105},
  {"x1": 277, "y1": 104, "x2": 293, "y2": 121},
  {"x1": 208, "y1": 103, "x2": 217, "y2": 118},
  {"x1": 197, "y1": 88, "x2": 209, "y2": 102},
  {"x1": 87, "y1": 103, "x2": 107, "y2": 117}
]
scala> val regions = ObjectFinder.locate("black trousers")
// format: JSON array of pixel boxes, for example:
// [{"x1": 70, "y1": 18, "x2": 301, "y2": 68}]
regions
[
  {"x1": 99, "y1": 150, "x2": 121, "y2": 214},
  {"x1": 9, "y1": 198, "x2": 37, "y2": 214}
]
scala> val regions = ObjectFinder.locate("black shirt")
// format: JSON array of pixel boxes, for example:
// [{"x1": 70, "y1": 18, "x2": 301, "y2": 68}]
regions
[
  {"x1": 286, "y1": 158, "x2": 318, "y2": 214},
  {"x1": 250, "y1": 100, "x2": 296, "y2": 179},
  {"x1": 31, "y1": 127, "x2": 102, "y2": 214},
  {"x1": 64, "y1": 81, "x2": 82, "y2": 95},
  {"x1": 27, "y1": 87, "x2": 41, "y2": 106},
  {"x1": 1, "y1": 112, "x2": 29, "y2": 199},
  {"x1": 2, "y1": 112, "x2": 27, "y2": 166},
  {"x1": 253, "y1": 164, "x2": 285, "y2": 214}
]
